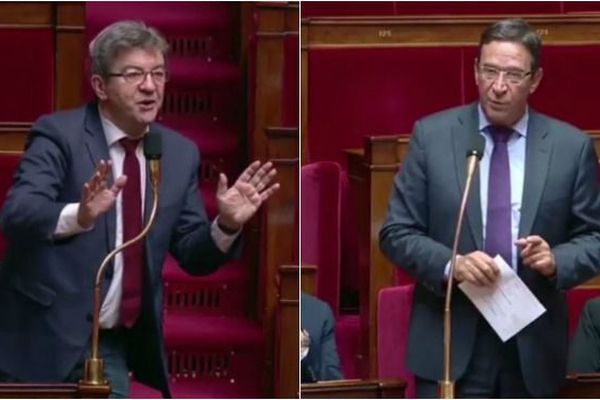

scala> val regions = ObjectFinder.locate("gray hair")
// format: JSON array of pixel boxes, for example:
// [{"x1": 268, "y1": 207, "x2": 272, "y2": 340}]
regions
[
  {"x1": 89, "y1": 20, "x2": 169, "y2": 78},
  {"x1": 479, "y1": 19, "x2": 542, "y2": 72}
]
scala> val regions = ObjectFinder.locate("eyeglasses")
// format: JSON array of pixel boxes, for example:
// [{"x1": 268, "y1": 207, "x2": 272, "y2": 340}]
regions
[
  {"x1": 107, "y1": 67, "x2": 169, "y2": 85},
  {"x1": 478, "y1": 65, "x2": 533, "y2": 85}
]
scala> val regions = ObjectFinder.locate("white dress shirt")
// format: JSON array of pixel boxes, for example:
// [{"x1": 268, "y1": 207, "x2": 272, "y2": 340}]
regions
[{"x1": 54, "y1": 108, "x2": 240, "y2": 328}]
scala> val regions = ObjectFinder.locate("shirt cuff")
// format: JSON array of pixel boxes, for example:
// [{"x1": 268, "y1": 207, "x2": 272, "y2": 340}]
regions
[
  {"x1": 444, "y1": 255, "x2": 463, "y2": 281},
  {"x1": 211, "y1": 217, "x2": 241, "y2": 253},
  {"x1": 54, "y1": 203, "x2": 94, "y2": 238}
]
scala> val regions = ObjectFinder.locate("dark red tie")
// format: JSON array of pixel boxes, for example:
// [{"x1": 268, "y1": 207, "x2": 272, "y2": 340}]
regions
[
  {"x1": 120, "y1": 138, "x2": 143, "y2": 328},
  {"x1": 485, "y1": 126, "x2": 513, "y2": 267}
]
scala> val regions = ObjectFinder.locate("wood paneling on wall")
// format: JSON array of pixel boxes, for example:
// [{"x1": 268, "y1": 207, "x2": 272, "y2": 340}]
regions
[{"x1": 0, "y1": 2, "x2": 85, "y2": 152}]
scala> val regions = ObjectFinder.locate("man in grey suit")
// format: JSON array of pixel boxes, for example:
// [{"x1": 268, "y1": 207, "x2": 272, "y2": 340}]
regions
[
  {"x1": 0, "y1": 21, "x2": 278, "y2": 398},
  {"x1": 380, "y1": 19, "x2": 600, "y2": 397},
  {"x1": 301, "y1": 292, "x2": 343, "y2": 382}
]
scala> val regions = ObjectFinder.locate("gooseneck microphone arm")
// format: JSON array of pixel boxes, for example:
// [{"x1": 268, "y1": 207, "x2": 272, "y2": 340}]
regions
[
  {"x1": 81, "y1": 132, "x2": 162, "y2": 387},
  {"x1": 439, "y1": 137, "x2": 485, "y2": 399}
]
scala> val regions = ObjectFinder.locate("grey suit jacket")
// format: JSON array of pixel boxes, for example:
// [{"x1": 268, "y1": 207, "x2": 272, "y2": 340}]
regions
[
  {"x1": 0, "y1": 103, "x2": 239, "y2": 397},
  {"x1": 301, "y1": 292, "x2": 343, "y2": 382},
  {"x1": 379, "y1": 103, "x2": 600, "y2": 397}
]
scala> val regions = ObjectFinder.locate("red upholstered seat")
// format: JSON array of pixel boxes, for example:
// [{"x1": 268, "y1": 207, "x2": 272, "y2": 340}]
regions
[{"x1": 377, "y1": 284, "x2": 416, "y2": 398}]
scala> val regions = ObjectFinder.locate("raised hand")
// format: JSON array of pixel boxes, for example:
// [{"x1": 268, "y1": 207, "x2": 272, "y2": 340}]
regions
[
  {"x1": 77, "y1": 160, "x2": 127, "y2": 229},
  {"x1": 216, "y1": 160, "x2": 280, "y2": 231}
]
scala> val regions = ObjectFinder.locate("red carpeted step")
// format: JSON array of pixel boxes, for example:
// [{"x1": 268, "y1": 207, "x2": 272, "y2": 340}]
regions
[
  {"x1": 159, "y1": 115, "x2": 241, "y2": 156},
  {"x1": 163, "y1": 314, "x2": 265, "y2": 397},
  {"x1": 168, "y1": 58, "x2": 240, "y2": 89},
  {"x1": 163, "y1": 257, "x2": 249, "y2": 317}
]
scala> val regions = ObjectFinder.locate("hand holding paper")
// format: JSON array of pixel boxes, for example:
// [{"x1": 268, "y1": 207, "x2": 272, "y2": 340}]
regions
[{"x1": 459, "y1": 255, "x2": 546, "y2": 342}]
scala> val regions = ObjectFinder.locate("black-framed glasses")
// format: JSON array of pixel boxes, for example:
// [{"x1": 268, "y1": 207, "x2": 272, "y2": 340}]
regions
[
  {"x1": 108, "y1": 67, "x2": 169, "y2": 85},
  {"x1": 478, "y1": 64, "x2": 533, "y2": 85}
]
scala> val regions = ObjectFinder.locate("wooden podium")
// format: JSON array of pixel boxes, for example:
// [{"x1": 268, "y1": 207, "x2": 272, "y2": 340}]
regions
[
  {"x1": 301, "y1": 379, "x2": 406, "y2": 399},
  {"x1": 0, "y1": 382, "x2": 110, "y2": 398},
  {"x1": 561, "y1": 373, "x2": 600, "y2": 398}
]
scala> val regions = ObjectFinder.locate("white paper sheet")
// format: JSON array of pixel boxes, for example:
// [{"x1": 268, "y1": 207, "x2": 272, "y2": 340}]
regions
[{"x1": 458, "y1": 255, "x2": 546, "y2": 342}]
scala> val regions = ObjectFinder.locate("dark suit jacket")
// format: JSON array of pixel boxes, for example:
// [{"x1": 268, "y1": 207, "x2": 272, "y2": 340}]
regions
[
  {"x1": 379, "y1": 103, "x2": 600, "y2": 397},
  {"x1": 301, "y1": 292, "x2": 343, "y2": 382},
  {"x1": 0, "y1": 103, "x2": 238, "y2": 397}
]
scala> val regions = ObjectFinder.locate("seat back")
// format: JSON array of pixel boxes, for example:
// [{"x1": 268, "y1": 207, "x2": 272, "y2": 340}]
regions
[
  {"x1": 301, "y1": 161, "x2": 342, "y2": 315},
  {"x1": 377, "y1": 284, "x2": 415, "y2": 398},
  {"x1": 0, "y1": 152, "x2": 22, "y2": 257}
]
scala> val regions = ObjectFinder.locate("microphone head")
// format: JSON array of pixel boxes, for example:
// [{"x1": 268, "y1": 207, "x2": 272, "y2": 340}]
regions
[
  {"x1": 466, "y1": 135, "x2": 485, "y2": 160},
  {"x1": 144, "y1": 132, "x2": 162, "y2": 160}
]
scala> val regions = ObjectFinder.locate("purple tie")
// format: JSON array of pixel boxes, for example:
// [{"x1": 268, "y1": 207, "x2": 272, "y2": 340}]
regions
[
  {"x1": 120, "y1": 138, "x2": 143, "y2": 328},
  {"x1": 485, "y1": 126, "x2": 513, "y2": 266}
]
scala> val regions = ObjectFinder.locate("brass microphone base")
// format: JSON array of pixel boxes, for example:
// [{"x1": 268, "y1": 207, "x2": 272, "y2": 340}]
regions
[
  {"x1": 80, "y1": 358, "x2": 108, "y2": 386},
  {"x1": 438, "y1": 380, "x2": 454, "y2": 399}
]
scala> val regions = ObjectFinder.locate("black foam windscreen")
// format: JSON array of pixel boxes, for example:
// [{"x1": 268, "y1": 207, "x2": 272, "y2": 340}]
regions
[
  {"x1": 467, "y1": 134, "x2": 485, "y2": 160},
  {"x1": 143, "y1": 132, "x2": 162, "y2": 160}
]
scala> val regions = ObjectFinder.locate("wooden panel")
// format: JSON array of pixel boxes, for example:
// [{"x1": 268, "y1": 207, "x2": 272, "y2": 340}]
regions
[
  {"x1": 274, "y1": 265, "x2": 300, "y2": 398},
  {"x1": 301, "y1": 378, "x2": 406, "y2": 399},
  {"x1": 252, "y1": 2, "x2": 298, "y2": 161},
  {"x1": 0, "y1": 123, "x2": 30, "y2": 151},
  {"x1": 55, "y1": 3, "x2": 85, "y2": 111},
  {"x1": 261, "y1": 126, "x2": 298, "y2": 395},
  {"x1": 0, "y1": 3, "x2": 52, "y2": 26},
  {"x1": 0, "y1": 382, "x2": 109, "y2": 398},
  {"x1": 56, "y1": 2, "x2": 85, "y2": 27},
  {"x1": 303, "y1": 15, "x2": 600, "y2": 49}
]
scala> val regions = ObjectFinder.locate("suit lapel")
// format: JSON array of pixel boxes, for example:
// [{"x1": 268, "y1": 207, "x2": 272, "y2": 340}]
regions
[
  {"x1": 83, "y1": 103, "x2": 116, "y2": 251},
  {"x1": 518, "y1": 112, "x2": 552, "y2": 238},
  {"x1": 453, "y1": 105, "x2": 483, "y2": 250},
  {"x1": 143, "y1": 123, "x2": 160, "y2": 226}
]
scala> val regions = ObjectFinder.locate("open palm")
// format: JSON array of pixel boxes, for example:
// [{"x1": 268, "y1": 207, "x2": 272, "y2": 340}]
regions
[{"x1": 216, "y1": 161, "x2": 280, "y2": 230}]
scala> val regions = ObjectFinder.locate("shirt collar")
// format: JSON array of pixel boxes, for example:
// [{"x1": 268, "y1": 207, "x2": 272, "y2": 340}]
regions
[
  {"x1": 478, "y1": 103, "x2": 528, "y2": 138},
  {"x1": 98, "y1": 105, "x2": 148, "y2": 147}
]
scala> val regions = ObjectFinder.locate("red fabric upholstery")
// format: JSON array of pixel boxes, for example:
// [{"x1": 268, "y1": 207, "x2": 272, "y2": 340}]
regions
[
  {"x1": 301, "y1": 161, "x2": 342, "y2": 314},
  {"x1": 335, "y1": 315, "x2": 361, "y2": 379},
  {"x1": 566, "y1": 288, "x2": 600, "y2": 338},
  {"x1": 340, "y1": 171, "x2": 359, "y2": 293},
  {"x1": 377, "y1": 284, "x2": 415, "y2": 398},
  {"x1": 302, "y1": 2, "x2": 564, "y2": 17},
  {"x1": 307, "y1": 47, "x2": 464, "y2": 165},
  {"x1": 0, "y1": 29, "x2": 54, "y2": 121},
  {"x1": 0, "y1": 153, "x2": 22, "y2": 257}
]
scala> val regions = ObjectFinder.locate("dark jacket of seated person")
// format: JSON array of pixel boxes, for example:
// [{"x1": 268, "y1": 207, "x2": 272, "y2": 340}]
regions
[
  {"x1": 301, "y1": 292, "x2": 343, "y2": 382},
  {"x1": 569, "y1": 297, "x2": 600, "y2": 372}
]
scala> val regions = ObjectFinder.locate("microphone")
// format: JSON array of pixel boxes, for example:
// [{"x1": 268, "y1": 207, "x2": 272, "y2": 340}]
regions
[
  {"x1": 80, "y1": 132, "x2": 163, "y2": 389},
  {"x1": 144, "y1": 132, "x2": 162, "y2": 190},
  {"x1": 439, "y1": 135, "x2": 485, "y2": 398}
]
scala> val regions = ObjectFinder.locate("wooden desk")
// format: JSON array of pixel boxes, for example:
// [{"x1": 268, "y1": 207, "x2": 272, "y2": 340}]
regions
[
  {"x1": 0, "y1": 382, "x2": 110, "y2": 398},
  {"x1": 301, "y1": 379, "x2": 406, "y2": 398},
  {"x1": 562, "y1": 373, "x2": 600, "y2": 398}
]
